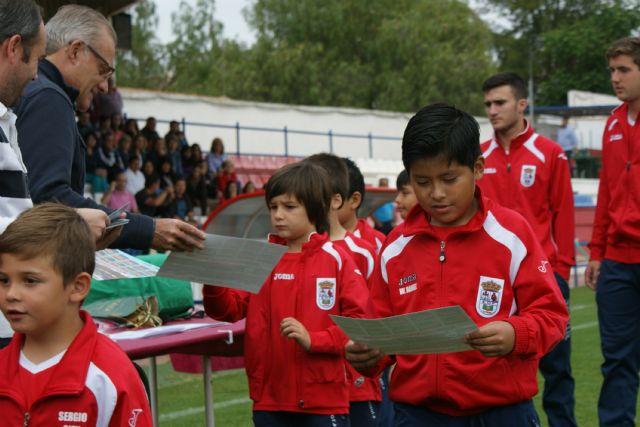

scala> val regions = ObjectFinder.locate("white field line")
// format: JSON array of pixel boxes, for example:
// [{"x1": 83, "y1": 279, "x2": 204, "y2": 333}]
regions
[{"x1": 159, "y1": 397, "x2": 252, "y2": 421}]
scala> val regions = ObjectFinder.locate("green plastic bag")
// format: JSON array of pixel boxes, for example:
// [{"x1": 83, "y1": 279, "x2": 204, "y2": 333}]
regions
[{"x1": 86, "y1": 253, "x2": 194, "y2": 321}]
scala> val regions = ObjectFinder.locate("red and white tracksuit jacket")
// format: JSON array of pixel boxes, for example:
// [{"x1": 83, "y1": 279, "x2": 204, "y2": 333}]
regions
[
  {"x1": 203, "y1": 232, "x2": 369, "y2": 414},
  {"x1": 354, "y1": 218, "x2": 386, "y2": 254},
  {"x1": 589, "y1": 103, "x2": 640, "y2": 262},
  {"x1": 366, "y1": 192, "x2": 568, "y2": 416},
  {"x1": 333, "y1": 232, "x2": 381, "y2": 403},
  {"x1": 0, "y1": 311, "x2": 152, "y2": 427},
  {"x1": 478, "y1": 122, "x2": 575, "y2": 279}
]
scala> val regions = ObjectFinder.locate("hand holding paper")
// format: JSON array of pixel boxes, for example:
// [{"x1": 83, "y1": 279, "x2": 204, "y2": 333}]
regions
[
  {"x1": 464, "y1": 320, "x2": 515, "y2": 357},
  {"x1": 345, "y1": 340, "x2": 385, "y2": 373}
]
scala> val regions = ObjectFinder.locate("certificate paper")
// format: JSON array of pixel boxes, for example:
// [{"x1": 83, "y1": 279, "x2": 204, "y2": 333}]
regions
[
  {"x1": 157, "y1": 234, "x2": 287, "y2": 293},
  {"x1": 331, "y1": 306, "x2": 478, "y2": 354}
]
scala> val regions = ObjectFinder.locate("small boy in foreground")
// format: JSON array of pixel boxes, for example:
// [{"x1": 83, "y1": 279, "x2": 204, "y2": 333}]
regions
[
  {"x1": 0, "y1": 203, "x2": 151, "y2": 426},
  {"x1": 346, "y1": 103, "x2": 568, "y2": 425}
]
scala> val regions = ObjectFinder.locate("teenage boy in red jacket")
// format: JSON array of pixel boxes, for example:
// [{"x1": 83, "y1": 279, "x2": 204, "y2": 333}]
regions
[
  {"x1": 478, "y1": 72, "x2": 576, "y2": 427},
  {"x1": 346, "y1": 103, "x2": 568, "y2": 425},
  {"x1": 0, "y1": 203, "x2": 151, "y2": 427},
  {"x1": 585, "y1": 37, "x2": 640, "y2": 427}
]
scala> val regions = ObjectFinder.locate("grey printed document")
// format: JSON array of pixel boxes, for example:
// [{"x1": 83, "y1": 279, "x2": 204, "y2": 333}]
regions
[
  {"x1": 157, "y1": 234, "x2": 287, "y2": 293},
  {"x1": 330, "y1": 306, "x2": 478, "y2": 354}
]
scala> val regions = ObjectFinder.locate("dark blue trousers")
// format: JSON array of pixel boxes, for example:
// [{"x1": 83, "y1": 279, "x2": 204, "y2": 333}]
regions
[
  {"x1": 350, "y1": 401, "x2": 380, "y2": 427},
  {"x1": 393, "y1": 400, "x2": 540, "y2": 427},
  {"x1": 596, "y1": 260, "x2": 640, "y2": 427},
  {"x1": 378, "y1": 368, "x2": 394, "y2": 427},
  {"x1": 538, "y1": 273, "x2": 577, "y2": 427},
  {"x1": 253, "y1": 411, "x2": 350, "y2": 427}
]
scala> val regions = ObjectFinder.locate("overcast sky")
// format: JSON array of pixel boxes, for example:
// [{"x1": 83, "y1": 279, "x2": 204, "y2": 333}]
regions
[{"x1": 154, "y1": 0, "x2": 256, "y2": 45}]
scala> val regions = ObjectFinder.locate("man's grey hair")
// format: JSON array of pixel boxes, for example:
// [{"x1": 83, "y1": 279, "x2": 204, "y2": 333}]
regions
[
  {"x1": 0, "y1": 0, "x2": 42, "y2": 48},
  {"x1": 45, "y1": 5, "x2": 117, "y2": 56}
]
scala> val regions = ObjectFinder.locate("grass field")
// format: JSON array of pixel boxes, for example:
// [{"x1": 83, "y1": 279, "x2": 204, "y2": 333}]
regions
[{"x1": 154, "y1": 286, "x2": 637, "y2": 427}]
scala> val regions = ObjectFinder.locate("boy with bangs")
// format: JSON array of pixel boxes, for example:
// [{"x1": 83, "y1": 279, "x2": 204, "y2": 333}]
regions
[
  {"x1": 394, "y1": 170, "x2": 418, "y2": 220},
  {"x1": 305, "y1": 153, "x2": 381, "y2": 427},
  {"x1": 0, "y1": 203, "x2": 151, "y2": 426},
  {"x1": 339, "y1": 158, "x2": 386, "y2": 254},
  {"x1": 346, "y1": 103, "x2": 568, "y2": 425},
  {"x1": 203, "y1": 161, "x2": 368, "y2": 427}
]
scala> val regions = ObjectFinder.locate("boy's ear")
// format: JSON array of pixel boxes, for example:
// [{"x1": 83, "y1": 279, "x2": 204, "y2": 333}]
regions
[
  {"x1": 350, "y1": 192, "x2": 363, "y2": 211},
  {"x1": 331, "y1": 193, "x2": 344, "y2": 210},
  {"x1": 67, "y1": 272, "x2": 92, "y2": 304},
  {"x1": 474, "y1": 155, "x2": 485, "y2": 180}
]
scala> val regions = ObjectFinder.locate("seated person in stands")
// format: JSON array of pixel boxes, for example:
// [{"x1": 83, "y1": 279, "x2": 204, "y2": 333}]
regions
[
  {"x1": 216, "y1": 160, "x2": 239, "y2": 200},
  {"x1": 146, "y1": 137, "x2": 169, "y2": 172},
  {"x1": 168, "y1": 177, "x2": 196, "y2": 225},
  {"x1": 131, "y1": 133, "x2": 148, "y2": 166},
  {"x1": 84, "y1": 132, "x2": 108, "y2": 194},
  {"x1": 181, "y1": 146, "x2": 196, "y2": 178},
  {"x1": 187, "y1": 165, "x2": 209, "y2": 216},
  {"x1": 97, "y1": 132, "x2": 125, "y2": 182},
  {"x1": 0, "y1": 203, "x2": 152, "y2": 426},
  {"x1": 124, "y1": 118, "x2": 139, "y2": 139},
  {"x1": 224, "y1": 180, "x2": 238, "y2": 200},
  {"x1": 158, "y1": 159, "x2": 178, "y2": 190},
  {"x1": 102, "y1": 172, "x2": 139, "y2": 213},
  {"x1": 242, "y1": 180, "x2": 257, "y2": 194},
  {"x1": 394, "y1": 169, "x2": 418, "y2": 220},
  {"x1": 125, "y1": 157, "x2": 145, "y2": 195},
  {"x1": 167, "y1": 134, "x2": 183, "y2": 177},
  {"x1": 117, "y1": 134, "x2": 132, "y2": 169},
  {"x1": 207, "y1": 137, "x2": 227, "y2": 174},
  {"x1": 135, "y1": 175, "x2": 174, "y2": 217}
]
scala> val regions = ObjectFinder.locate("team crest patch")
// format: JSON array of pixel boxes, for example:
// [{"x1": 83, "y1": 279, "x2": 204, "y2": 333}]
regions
[
  {"x1": 476, "y1": 276, "x2": 505, "y2": 318},
  {"x1": 316, "y1": 278, "x2": 336, "y2": 310},
  {"x1": 520, "y1": 165, "x2": 536, "y2": 187}
]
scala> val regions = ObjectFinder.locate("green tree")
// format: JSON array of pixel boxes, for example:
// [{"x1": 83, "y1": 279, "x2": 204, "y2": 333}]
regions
[
  {"x1": 115, "y1": 0, "x2": 168, "y2": 89},
  {"x1": 480, "y1": 0, "x2": 640, "y2": 104}
]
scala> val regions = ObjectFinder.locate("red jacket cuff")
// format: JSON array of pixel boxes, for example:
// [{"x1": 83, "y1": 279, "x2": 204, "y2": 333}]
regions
[
  {"x1": 309, "y1": 330, "x2": 345, "y2": 355},
  {"x1": 506, "y1": 317, "x2": 532, "y2": 356}
]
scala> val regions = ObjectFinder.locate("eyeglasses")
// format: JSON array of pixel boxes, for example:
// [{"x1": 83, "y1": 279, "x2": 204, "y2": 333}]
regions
[{"x1": 83, "y1": 42, "x2": 115, "y2": 77}]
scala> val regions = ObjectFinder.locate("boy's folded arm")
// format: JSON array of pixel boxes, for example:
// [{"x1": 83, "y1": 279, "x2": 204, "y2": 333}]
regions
[{"x1": 202, "y1": 285, "x2": 251, "y2": 323}]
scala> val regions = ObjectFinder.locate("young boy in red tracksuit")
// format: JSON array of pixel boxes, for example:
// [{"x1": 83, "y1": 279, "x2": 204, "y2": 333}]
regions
[
  {"x1": 0, "y1": 203, "x2": 151, "y2": 427},
  {"x1": 346, "y1": 103, "x2": 568, "y2": 426},
  {"x1": 203, "y1": 161, "x2": 369, "y2": 427},
  {"x1": 306, "y1": 153, "x2": 381, "y2": 426},
  {"x1": 338, "y1": 158, "x2": 386, "y2": 254},
  {"x1": 479, "y1": 72, "x2": 576, "y2": 427}
]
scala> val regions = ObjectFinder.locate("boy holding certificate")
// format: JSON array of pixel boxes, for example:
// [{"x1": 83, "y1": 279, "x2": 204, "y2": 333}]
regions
[{"x1": 345, "y1": 103, "x2": 568, "y2": 425}]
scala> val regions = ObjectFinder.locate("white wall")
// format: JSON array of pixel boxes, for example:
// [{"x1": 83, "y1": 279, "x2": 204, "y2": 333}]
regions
[{"x1": 120, "y1": 88, "x2": 494, "y2": 160}]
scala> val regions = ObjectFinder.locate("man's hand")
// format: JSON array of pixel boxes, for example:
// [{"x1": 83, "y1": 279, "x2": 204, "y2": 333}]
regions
[
  {"x1": 75, "y1": 208, "x2": 121, "y2": 250},
  {"x1": 585, "y1": 260, "x2": 601, "y2": 290},
  {"x1": 151, "y1": 218, "x2": 206, "y2": 251},
  {"x1": 280, "y1": 317, "x2": 311, "y2": 351},
  {"x1": 345, "y1": 340, "x2": 384, "y2": 373},
  {"x1": 465, "y1": 321, "x2": 515, "y2": 357}
]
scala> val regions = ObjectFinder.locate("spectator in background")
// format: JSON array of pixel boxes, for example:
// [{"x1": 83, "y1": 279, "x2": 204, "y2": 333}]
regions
[
  {"x1": 395, "y1": 169, "x2": 418, "y2": 220},
  {"x1": 242, "y1": 180, "x2": 257, "y2": 193},
  {"x1": 167, "y1": 134, "x2": 183, "y2": 176},
  {"x1": 102, "y1": 171, "x2": 138, "y2": 213},
  {"x1": 181, "y1": 145, "x2": 196, "y2": 177},
  {"x1": 216, "y1": 159, "x2": 238, "y2": 200},
  {"x1": 76, "y1": 110, "x2": 93, "y2": 139},
  {"x1": 131, "y1": 132, "x2": 147, "y2": 165},
  {"x1": 110, "y1": 112, "x2": 124, "y2": 143},
  {"x1": 142, "y1": 159, "x2": 156, "y2": 181},
  {"x1": 371, "y1": 177, "x2": 395, "y2": 235},
  {"x1": 187, "y1": 164, "x2": 209, "y2": 216},
  {"x1": 224, "y1": 180, "x2": 238, "y2": 199},
  {"x1": 169, "y1": 177, "x2": 196, "y2": 225},
  {"x1": 135, "y1": 174, "x2": 173, "y2": 218},
  {"x1": 91, "y1": 75, "x2": 122, "y2": 121},
  {"x1": 192, "y1": 143, "x2": 204, "y2": 162},
  {"x1": 165, "y1": 120, "x2": 188, "y2": 147},
  {"x1": 140, "y1": 116, "x2": 159, "y2": 143},
  {"x1": 557, "y1": 115, "x2": 579, "y2": 177},
  {"x1": 124, "y1": 117, "x2": 139, "y2": 138},
  {"x1": 147, "y1": 137, "x2": 168, "y2": 171},
  {"x1": 125, "y1": 156, "x2": 145, "y2": 195},
  {"x1": 84, "y1": 132, "x2": 108, "y2": 194},
  {"x1": 158, "y1": 159, "x2": 177, "y2": 190},
  {"x1": 97, "y1": 131, "x2": 124, "y2": 182},
  {"x1": 117, "y1": 133, "x2": 132, "y2": 168},
  {"x1": 207, "y1": 137, "x2": 227, "y2": 174},
  {"x1": 96, "y1": 115, "x2": 111, "y2": 142}
]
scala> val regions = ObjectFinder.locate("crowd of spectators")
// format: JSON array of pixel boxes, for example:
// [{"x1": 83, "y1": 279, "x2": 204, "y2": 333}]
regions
[{"x1": 81, "y1": 111, "x2": 255, "y2": 224}]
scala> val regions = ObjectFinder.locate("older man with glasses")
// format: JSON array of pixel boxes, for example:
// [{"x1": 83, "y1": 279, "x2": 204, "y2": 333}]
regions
[{"x1": 15, "y1": 5, "x2": 205, "y2": 252}]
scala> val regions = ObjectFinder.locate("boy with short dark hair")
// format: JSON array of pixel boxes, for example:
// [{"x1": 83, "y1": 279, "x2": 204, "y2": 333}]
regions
[
  {"x1": 0, "y1": 203, "x2": 151, "y2": 426},
  {"x1": 394, "y1": 170, "x2": 418, "y2": 220},
  {"x1": 346, "y1": 103, "x2": 568, "y2": 425},
  {"x1": 338, "y1": 157, "x2": 386, "y2": 253}
]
